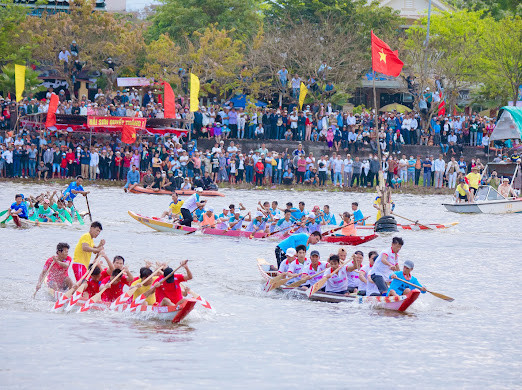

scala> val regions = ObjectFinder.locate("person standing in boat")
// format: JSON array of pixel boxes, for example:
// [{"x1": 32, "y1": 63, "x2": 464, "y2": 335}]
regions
[
  {"x1": 351, "y1": 202, "x2": 365, "y2": 225},
  {"x1": 466, "y1": 166, "x2": 481, "y2": 197},
  {"x1": 72, "y1": 221, "x2": 105, "y2": 281},
  {"x1": 179, "y1": 188, "x2": 206, "y2": 227},
  {"x1": 62, "y1": 175, "x2": 89, "y2": 203},
  {"x1": 275, "y1": 231, "x2": 322, "y2": 267},
  {"x1": 369, "y1": 237, "x2": 403, "y2": 295},
  {"x1": 387, "y1": 260, "x2": 427, "y2": 297}
]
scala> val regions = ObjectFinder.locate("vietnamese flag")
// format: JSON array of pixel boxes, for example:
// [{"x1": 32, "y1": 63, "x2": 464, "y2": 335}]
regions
[
  {"x1": 121, "y1": 125, "x2": 137, "y2": 144},
  {"x1": 438, "y1": 93, "x2": 446, "y2": 116},
  {"x1": 45, "y1": 93, "x2": 59, "y2": 128},
  {"x1": 162, "y1": 81, "x2": 176, "y2": 118},
  {"x1": 371, "y1": 31, "x2": 404, "y2": 77}
]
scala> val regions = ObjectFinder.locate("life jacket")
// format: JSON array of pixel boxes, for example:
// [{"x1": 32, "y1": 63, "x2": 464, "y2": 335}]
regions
[{"x1": 202, "y1": 213, "x2": 216, "y2": 227}]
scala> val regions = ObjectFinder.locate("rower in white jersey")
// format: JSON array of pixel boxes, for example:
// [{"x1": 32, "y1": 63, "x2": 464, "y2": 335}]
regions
[
  {"x1": 337, "y1": 248, "x2": 363, "y2": 293},
  {"x1": 302, "y1": 250, "x2": 327, "y2": 287},
  {"x1": 245, "y1": 211, "x2": 269, "y2": 233},
  {"x1": 283, "y1": 245, "x2": 307, "y2": 284},
  {"x1": 216, "y1": 207, "x2": 231, "y2": 229},
  {"x1": 369, "y1": 236, "x2": 403, "y2": 295},
  {"x1": 323, "y1": 254, "x2": 351, "y2": 295},
  {"x1": 228, "y1": 210, "x2": 250, "y2": 231},
  {"x1": 358, "y1": 251, "x2": 379, "y2": 296},
  {"x1": 277, "y1": 248, "x2": 297, "y2": 273}
]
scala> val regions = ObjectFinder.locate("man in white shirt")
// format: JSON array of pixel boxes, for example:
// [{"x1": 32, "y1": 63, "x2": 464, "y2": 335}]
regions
[
  {"x1": 343, "y1": 155, "x2": 352, "y2": 187},
  {"x1": 333, "y1": 155, "x2": 343, "y2": 187},
  {"x1": 398, "y1": 155, "x2": 408, "y2": 183},
  {"x1": 227, "y1": 141, "x2": 238, "y2": 154},
  {"x1": 291, "y1": 75, "x2": 301, "y2": 98},
  {"x1": 433, "y1": 154, "x2": 446, "y2": 188},
  {"x1": 445, "y1": 156, "x2": 459, "y2": 188},
  {"x1": 89, "y1": 147, "x2": 99, "y2": 180},
  {"x1": 58, "y1": 48, "x2": 71, "y2": 73}
]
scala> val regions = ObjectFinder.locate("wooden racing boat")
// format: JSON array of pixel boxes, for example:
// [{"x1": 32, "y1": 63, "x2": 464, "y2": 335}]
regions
[
  {"x1": 256, "y1": 259, "x2": 420, "y2": 312},
  {"x1": 49, "y1": 289, "x2": 196, "y2": 323},
  {"x1": 356, "y1": 222, "x2": 459, "y2": 231},
  {"x1": 322, "y1": 234, "x2": 378, "y2": 245},
  {"x1": 129, "y1": 186, "x2": 225, "y2": 197}
]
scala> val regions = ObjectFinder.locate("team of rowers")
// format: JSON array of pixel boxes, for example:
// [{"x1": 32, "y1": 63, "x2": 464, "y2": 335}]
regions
[
  {"x1": 273, "y1": 234, "x2": 427, "y2": 297},
  {"x1": 163, "y1": 190, "x2": 366, "y2": 237},
  {"x1": 35, "y1": 221, "x2": 193, "y2": 308},
  {"x1": 6, "y1": 175, "x2": 89, "y2": 224}
]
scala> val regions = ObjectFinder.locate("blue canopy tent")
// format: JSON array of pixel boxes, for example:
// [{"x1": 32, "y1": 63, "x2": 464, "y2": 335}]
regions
[{"x1": 228, "y1": 94, "x2": 267, "y2": 109}]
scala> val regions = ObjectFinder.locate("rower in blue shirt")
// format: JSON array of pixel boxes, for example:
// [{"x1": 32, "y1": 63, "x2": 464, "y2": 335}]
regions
[
  {"x1": 387, "y1": 260, "x2": 427, "y2": 297},
  {"x1": 62, "y1": 176, "x2": 89, "y2": 202},
  {"x1": 9, "y1": 194, "x2": 29, "y2": 219},
  {"x1": 351, "y1": 202, "x2": 365, "y2": 225},
  {"x1": 321, "y1": 204, "x2": 337, "y2": 225}
]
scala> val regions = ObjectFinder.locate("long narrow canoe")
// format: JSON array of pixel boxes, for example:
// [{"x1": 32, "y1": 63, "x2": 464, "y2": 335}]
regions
[
  {"x1": 49, "y1": 289, "x2": 196, "y2": 323},
  {"x1": 129, "y1": 186, "x2": 225, "y2": 197},
  {"x1": 256, "y1": 259, "x2": 419, "y2": 312},
  {"x1": 322, "y1": 234, "x2": 378, "y2": 245}
]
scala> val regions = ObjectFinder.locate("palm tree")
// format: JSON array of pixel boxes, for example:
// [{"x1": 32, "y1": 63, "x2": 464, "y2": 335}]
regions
[{"x1": 0, "y1": 64, "x2": 46, "y2": 99}]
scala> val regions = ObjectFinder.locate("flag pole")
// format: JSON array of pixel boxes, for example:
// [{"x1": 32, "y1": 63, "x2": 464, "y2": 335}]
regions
[{"x1": 372, "y1": 71, "x2": 383, "y2": 191}]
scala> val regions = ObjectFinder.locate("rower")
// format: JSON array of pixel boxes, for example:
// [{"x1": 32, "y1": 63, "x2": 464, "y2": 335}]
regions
[
  {"x1": 358, "y1": 250, "x2": 378, "y2": 296},
  {"x1": 455, "y1": 178, "x2": 471, "y2": 203},
  {"x1": 274, "y1": 231, "x2": 322, "y2": 267},
  {"x1": 99, "y1": 254, "x2": 133, "y2": 282},
  {"x1": 147, "y1": 260, "x2": 193, "y2": 306},
  {"x1": 100, "y1": 269, "x2": 127, "y2": 302},
  {"x1": 323, "y1": 254, "x2": 350, "y2": 295},
  {"x1": 8, "y1": 194, "x2": 29, "y2": 223},
  {"x1": 369, "y1": 237, "x2": 403, "y2": 295},
  {"x1": 320, "y1": 205, "x2": 336, "y2": 225},
  {"x1": 33, "y1": 198, "x2": 58, "y2": 222},
  {"x1": 351, "y1": 202, "x2": 365, "y2": 225},
  {"x1": 82, "y1": 263, "x2": 102, "y2": 298},
  {"x1": 274, "y1": 209, "x2": 294, "y2": 233},
  {"x1": 388, "y1": 260, "x2": 427, "y2": 297},
  {"x1": 245, "y1": 211, "x2": 268, "y2": 233},
  {"x1": 131, "y1": 267, "x2": 160, "y2": 306},
  {"x1": 338, "y1": 248, "x2": 362, "y2": 293},
  {"x1": 228, "y1": 210, "x2": 249, "y2": 231},
  {"x1": 199, "y1": 207, "x2": 217, "y2": 228},
  {"x1": 161, "y1": 193, "x2": 184, "y2": 220},
  {"x1": 284, "y1": 244, "x2": 308, "y2": 284},
  {"x1": 306, "y1": 212, "x2": 322, "y2": 234},
  {"x1": 179, "y1": 188, "x2": 206, "y2": 227},
  {"x1": 216, "y1": 207, "x2": 231, "y2": 229},
  {"x1": 72, "y1": 221, "x2": 105, "y2": 282},
  {"x1": 302, "y1": 250, "x2": 327, "y2": 287},
  {"x1": 277, "y1": 248, "x2": 297, "y2": 273},
  {"x1": 62, "y1": 175, "x2": 89, "y2": 202},
  {"x1": 36, "y1": 243, "x2": 73, "y2": 292},
  {"x1": 337, "y1": 212, "x2": 356, "y2": 236}
]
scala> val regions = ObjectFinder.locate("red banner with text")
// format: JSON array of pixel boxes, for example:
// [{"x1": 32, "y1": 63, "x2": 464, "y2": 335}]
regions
[{"x1": 87, "y1": 116, "x2": 147, "y2": 129}]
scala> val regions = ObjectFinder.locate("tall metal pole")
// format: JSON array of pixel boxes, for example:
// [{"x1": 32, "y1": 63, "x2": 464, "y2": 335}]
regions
[{"x1": 373, "y1": 72, "x2": 383, "y2": 190}]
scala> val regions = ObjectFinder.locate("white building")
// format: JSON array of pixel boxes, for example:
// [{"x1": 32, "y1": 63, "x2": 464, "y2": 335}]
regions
[
  {"x1": 105, "y1": 0, "x2": 127, "y2": 12},
  {"x1": 378, "y1": 0, "x2": 453, "y2": 25}
]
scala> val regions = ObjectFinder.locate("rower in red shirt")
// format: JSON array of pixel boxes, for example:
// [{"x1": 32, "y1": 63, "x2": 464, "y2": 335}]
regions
[
  {"x1": 82, "y1": 263, "x2": 103, "y2": 298},
  {"x1": 147, "y1": 260, "x2": 193, "y2": 306},
  {"x1": 100, "y1": 270, "x2": 127, "y2": 302},
  {"x1": 35, "y1": 243, "x2": 73, "y2": 293},
  {"x1": 99, "y1": 255, "x2": 133, "y2": 285}
]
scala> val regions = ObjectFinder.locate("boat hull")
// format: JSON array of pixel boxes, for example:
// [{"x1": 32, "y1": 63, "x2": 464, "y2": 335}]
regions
[
  {"x1": 322, "y1": 234, "x2": 378, "y2": 245},
  {"x1": 256, "y1": 259, "x2": 419, "y2": 312},
  {"x1": 130, "y1": 186, "x2": 224, "y2": 197},
  {"x1": 443, "y1": 199, "x2": 522, "y2": 214}
]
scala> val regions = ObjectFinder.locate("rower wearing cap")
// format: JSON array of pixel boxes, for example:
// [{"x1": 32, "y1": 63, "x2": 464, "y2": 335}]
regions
[
  {"x1": 228, "y1": 210, "x2": 250, "y2": 231},
  {"x1": 302, "y1": 250, "x2": 327, "y2": 287},
  {"x1": 498, "y1": 177, "x2": 517, "y2": 198},
  {"x1": 34, "y1": 198, "x2": 58, "y2": 222},
  {"x1": 274, "y1": 231, "x2": 322, "y2": 267},
  {"x1": 149, "y1": 260, "x2": 193, "y2": 306},
  {"x1": 161, "y1": 193, "x2": 184, "y2": 219},
  {"x1": 278, "y1": 248, "x2": 297, "y2": 273},
  {"x1": 199, "y1": 207, "x2": 217, "y2": 228},
  {"x1": 455, "y1": 178, "x2": 471, "y2": 203},
  {"x1": 245, "y1": 211, "x2": 268, "y2": 232},
  {"x1": 179, "y1": 188, "x2": 206, "y2": 226},
  {"x1": 387, "y1": 260, "x2": 427, "y2": 297},
  {"x1": 217, "y1": 207, "x2": 231, "y2": 229},
  {"x1": 284, "y1": 245, "x2": 308, "y2": 284}
]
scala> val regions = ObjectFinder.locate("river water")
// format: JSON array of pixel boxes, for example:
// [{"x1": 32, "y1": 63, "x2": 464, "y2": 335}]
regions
[{"x1": 0, "y1": 183, "x2": 520, "y2": 389}]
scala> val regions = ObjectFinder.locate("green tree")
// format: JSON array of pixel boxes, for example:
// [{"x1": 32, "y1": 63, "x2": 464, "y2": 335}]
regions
[
  {"x1": 141, "y1": 34, "x2": 182, "y2": 88},
  {"x1": 446, "y1": 0, "x2": 521, "y2": 18},
  {"x1": 0, "y1": 4, "x2": 34, "y2": 66},
  {"x1": 0, "y1": 64, "x2": 46, "y2": 98},
  {"x1": 147, "y1": 0, "x2": 263, "y2": 43}
]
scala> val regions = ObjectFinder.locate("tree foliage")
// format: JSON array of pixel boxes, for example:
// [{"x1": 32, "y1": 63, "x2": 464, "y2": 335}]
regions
[
  {"x1": 142, "y1": 34, "x2": 182, "y2": 87},
  {"x1": 0, "y1": 4, "x2": 35, "y2": 66},
  {"x1": 447, "y1": 0, "x2": 521, "y2": 19},
  {"x1": 0, "y1": 64, "x2": 46, "y2": 98},
  {"x1": 147, "y1": 0, "x2": 263, "y2": 44}
]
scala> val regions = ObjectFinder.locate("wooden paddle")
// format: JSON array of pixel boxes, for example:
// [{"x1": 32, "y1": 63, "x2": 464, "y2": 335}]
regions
[
  {"x1": 223, "y1": 216, "x2": 245, "y2": 233},
  {"x1": 53, "y1": 254, "x2": 101, "y2": 310},
  {"x1": 34, "y1": 256, "x2": 56, "y2": 298},
  {"x1": 394, "y1": 276, "x2": 454, "y2": 302},
  {"x1": 263, "y1": 272, "x2": 289, "y2": 292},
  {"x1": 322, "y1": 217, "x2": 368, "y2": 237},
  {"x1": 185, "y1": 222, "x2": 214, "y2": 235},
  {"x1": 306, "y1": 261, "x2": 348, "y2": 297},
  {"x1": 267, "y1": 272, "x2": 306, "y2": 291},
  {"x1": 392, "y1": 212, "x2": 433, "y2": 230},
  {"x1": 249, "y1": 216, "x2": 270, "y2": 239},
  {"x1": 85, "y1": 194, "x2": 93, "y2": 222},
  {"x1": 109, "y1": 265, "x2": 168, "y2": 310},
  {"x1": 286, "y1": 268, "x2": 328, "y2": 288},
  {"x1": 262, "y1": 221, "x2": 299, "y2": 238},
  {"x1": 79, "y1": 269, "x2": 125, "y2": 312}
]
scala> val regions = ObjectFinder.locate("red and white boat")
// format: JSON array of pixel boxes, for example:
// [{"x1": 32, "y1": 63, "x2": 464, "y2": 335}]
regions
[
  {"x1": 49, "y1": 289, "x2": 196, "y2": 323},
  {"x1": 130, "y1": 186, "x2": 225, "y2": 197},
  {"x1": 256, "y1": 259, "x2": 420, "y2": 312}
]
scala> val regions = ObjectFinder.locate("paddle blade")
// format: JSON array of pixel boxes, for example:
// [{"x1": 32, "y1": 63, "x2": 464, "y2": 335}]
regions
[
  {"x1": 65, "y1": 290, "x2": 83, "y2": 311},
  {"x1": 429, "y1": 291, "x2": 454, "y2": 302},
  {"x1": 286, "y1": 278, "x2": 309, "y2": 288},
  {"x1": 79, "y1": 298, "x2": 96, "y2": 313},
  {"x1": 110, "y1": 291, "x2": 133, "y2": 310},
  {"x1": 308, "y1": 277, "x2": 327, "y2": 297},
  {"x1": 52, "y1": 292, "x2": 69, "y2": 311}
]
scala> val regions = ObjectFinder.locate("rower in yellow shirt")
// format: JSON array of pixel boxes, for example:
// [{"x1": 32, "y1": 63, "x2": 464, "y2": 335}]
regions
[
  {"x1": 72, "y1": 221, "x2": 105, "y2": 281},
  {"x1": 161, "y1": 193, "x2": 184, "y2": 220},
  {"x1": 466, "y1": 166, "x2": 481, "y2": 196},
  {"x1": 131, "y1": 267, "x2": 160, "y2": 305},
  {"x1": 455, "y1": 178, "x2": 471, "y2": 203}
]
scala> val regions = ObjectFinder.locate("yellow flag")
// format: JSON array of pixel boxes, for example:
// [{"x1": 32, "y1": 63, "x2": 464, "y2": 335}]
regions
[
  {"x1": 190, "y1": 73, "x2": 200, "y2": 112},
  {"x1": 298, "y1": 82, "x2": 308, "y2": 110},
  {"x1": 15, "y1": 64, "x2": 26, "y2": 102}
]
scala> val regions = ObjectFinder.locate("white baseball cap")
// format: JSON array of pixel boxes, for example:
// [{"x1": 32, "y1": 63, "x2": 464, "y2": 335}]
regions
[
  {"x1": 196, "y1": 187, "x2": 203, "y2": 192},
  {"x1": 286, "y1": 248, "x2": 297, "y2": 257}
]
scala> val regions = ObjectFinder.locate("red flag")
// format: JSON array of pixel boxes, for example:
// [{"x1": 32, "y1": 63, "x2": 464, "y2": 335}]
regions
[
  {"x1": 438, "y1": 93, "x2": 446, "y2": 116},
  {"x1": 121, "y1": 125, "x2": 137, "y2": 144},
  {"x1": 371, "y1": 31, "x2": 404, "y2": 77},
  {"x1": 45, "y1": 93, "x2": 59, "y2": 128},
  {"x1": 162, "y1": 81, "x2": 176, "y2": 118}
]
